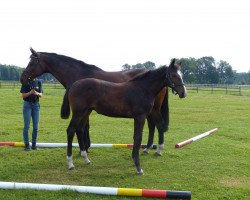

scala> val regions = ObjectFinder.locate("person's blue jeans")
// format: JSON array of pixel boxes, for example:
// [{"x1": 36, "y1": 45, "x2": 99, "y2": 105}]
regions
[{"x1": 22, "y1": 101, "x2": 40, "y2": 146}]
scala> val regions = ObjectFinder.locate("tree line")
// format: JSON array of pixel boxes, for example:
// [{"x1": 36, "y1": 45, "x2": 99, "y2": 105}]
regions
[
  {"x1": 0, "y1": 64, "x2": 55, "y2": 82},
  {"x1": 1, "y1": 56, "x2": 250, "y2": 85},
  {"x1": 122, "y1": 56, "x2": 250, "y2": 85}
]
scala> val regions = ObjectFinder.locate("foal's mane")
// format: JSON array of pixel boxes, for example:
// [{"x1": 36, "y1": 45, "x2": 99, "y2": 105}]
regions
[
  {"x1": 39, "y1": 52, "x2": 103, "y2": 71},
  {"x1": 130, "y1": 65, "x2": 167, "y2": 82}
]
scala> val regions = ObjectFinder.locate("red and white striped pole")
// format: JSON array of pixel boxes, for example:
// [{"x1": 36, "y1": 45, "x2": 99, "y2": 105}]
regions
[{"x1": 175, "y1": 128, "x2": 218, "y2": 148}]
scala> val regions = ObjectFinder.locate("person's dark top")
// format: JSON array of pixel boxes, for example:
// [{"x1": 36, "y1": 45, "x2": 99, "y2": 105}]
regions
[{"x1": 20, "y1": 79, "x2": 43, "y2": 103}]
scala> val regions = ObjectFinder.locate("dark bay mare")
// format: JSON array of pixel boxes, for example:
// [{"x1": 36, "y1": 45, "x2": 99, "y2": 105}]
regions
[
  {"x1": 64, "y1": 59, "x2": 186, "y2": 174},
  {"x1": 21, "y1": 48, "x2": 171, "y2": 155}
]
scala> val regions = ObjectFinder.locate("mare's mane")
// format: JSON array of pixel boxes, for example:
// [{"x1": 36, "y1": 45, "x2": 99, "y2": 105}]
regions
[
  {"x1": 39, "y1": 52, "x2": 103, "y2": 71},
  {"x1": 130, "y1": 65, "x2": 167, "y2": 82}
]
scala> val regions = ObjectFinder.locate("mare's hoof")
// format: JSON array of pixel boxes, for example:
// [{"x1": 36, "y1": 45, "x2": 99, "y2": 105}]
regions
[
  {"x1": 137, "y1": 169, "x2": 144, "y2": 175},
  {"x1": 143, "y1": 148, "x2": 149, "y2": 154}
]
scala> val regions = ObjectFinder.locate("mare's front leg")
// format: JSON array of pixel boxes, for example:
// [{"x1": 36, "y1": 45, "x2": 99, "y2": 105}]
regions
[{"x1": 132, "y1": 115, "x2": 145, "y2": 175}]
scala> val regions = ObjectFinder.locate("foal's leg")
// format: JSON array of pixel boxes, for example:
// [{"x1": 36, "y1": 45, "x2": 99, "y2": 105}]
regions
[
  {"x1": 83, "y1": 119, "x2": 91, "y2": 151},
  {"x1": 67, "y1": 119, "x2": 76, "y2": 170},
  {"x1": 143, "y1": 115, "x2": 156, "y2": 154},
  {"x1": 132, "y1": 115, "x2": 145, "y2": 175},
  {"x1": 155, "y1": 125, "x2": 165, "y2": 156},
  {"x1": 144, "y1": 111, "x2": 165, "y2": 155},
  {"x1": 76, "y1": 118, "x2": 90, "y2": 156},
  {"x1": 155, "y1": 115, "x2": 169, "y2": 156},
  {"x1": 76, "y1": 116, "x2": 91, "y2": 164}
]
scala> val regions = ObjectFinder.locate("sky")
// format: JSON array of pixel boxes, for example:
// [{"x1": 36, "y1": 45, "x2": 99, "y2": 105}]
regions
[{"x1": 0, "y1": 0, "x2": 249, "y2": 73}]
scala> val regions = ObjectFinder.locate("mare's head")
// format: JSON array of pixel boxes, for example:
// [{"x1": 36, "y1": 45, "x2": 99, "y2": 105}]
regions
[
  {"x1": 166, "y1": 59, "x2": 187, "y2": 98},
  {"x1": 20, "y1": 48, "x2": 47, "y2": 84}
]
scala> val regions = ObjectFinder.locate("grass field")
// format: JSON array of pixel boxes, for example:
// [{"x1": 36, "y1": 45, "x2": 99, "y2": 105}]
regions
[{"x1": 0, "y1": 86, "x2": 249, "y2": 199}]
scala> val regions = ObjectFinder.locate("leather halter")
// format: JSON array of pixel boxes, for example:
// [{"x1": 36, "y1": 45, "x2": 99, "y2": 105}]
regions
[
  {"x1": 165, "y1": 69, "x2": 185, "y2": 94},
  {"x1": 23, "y1": 55, "x2": 40, "y2": 81}
]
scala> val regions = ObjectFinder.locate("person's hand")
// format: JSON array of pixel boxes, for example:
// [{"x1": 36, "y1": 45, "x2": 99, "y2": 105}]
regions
[{"x1": 30, "y1": 89, "x2": 36, "y2": 95}]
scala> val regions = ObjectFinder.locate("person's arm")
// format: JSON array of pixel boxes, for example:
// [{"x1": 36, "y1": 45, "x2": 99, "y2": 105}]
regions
[
  {"x1": 21, "y1": 90, "x2": 33, "y2": 98},
  {"x1": 36, "y1": 81, "x2": 43, "y2": 98},
  {"x1": 21, "y1": 89, "x2": 42, "y2": 98},
  {"x1": 34, "y1": 90, "x2": 43, "y2": 98}
]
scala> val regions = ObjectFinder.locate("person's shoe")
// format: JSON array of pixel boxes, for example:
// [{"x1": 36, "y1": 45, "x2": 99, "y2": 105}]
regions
[
  {"x1": 24, "y1": 144, "x2": 31, "y2": 151},
  {"x1": 31, "y1": 143, "x2": 37, "y2": 150}
]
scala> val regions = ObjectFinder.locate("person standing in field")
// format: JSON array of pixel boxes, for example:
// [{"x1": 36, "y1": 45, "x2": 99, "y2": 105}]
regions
[{"x1": 20, "y1": 78, "x2": 43, "y2": 151}]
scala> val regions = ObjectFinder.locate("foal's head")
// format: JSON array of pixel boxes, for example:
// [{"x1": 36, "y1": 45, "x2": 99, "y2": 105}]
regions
[
  {"x1": 20, "y1": 48, "x2": 47, "y2": 84},
  {"x1": 167, "y1": 59, "x2": 187, "y2": 98}
]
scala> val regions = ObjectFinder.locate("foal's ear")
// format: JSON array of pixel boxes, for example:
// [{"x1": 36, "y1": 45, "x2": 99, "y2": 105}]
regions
[
  {"x1": 169, "y1": 58, "x2": 176, "y2": 68},
  {"x1": 30, "y1": 47, "x2": 38, "y2": 57}
]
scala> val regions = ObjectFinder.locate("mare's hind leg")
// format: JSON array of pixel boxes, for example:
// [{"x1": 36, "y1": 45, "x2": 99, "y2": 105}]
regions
[
  {"x1": 143, "y1": 115, "x2": 156, "y2": 154},
  {"x1": 132, "y1": 115, "x2": 145, "y2": 175}
]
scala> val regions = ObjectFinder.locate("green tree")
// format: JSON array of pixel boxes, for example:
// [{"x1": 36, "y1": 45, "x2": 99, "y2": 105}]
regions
[
  {"x1": 143, "y1": 61, "x2": 155, "y2": 69},
  {"x1": 122, "y1": 61, "x2": 155, "y2": 71},
  {"x1": 121, "y1": 63, "x2": 131, "y2": 71},
  {"x1": 132, "y1": 63, "x2": 144, "y2": 69},
  {"x1": 248, "y1": 71, "x2": 250, "y2": 85},
  {"x1": 217, "y1": 60, "x2": 235, "y2": 84},
  {"x1": 178, "y1": 58, "x2": 197, "y2": 83},
  {"x1": 196, "y1": 56, "x2": 218, "y2": 83}
]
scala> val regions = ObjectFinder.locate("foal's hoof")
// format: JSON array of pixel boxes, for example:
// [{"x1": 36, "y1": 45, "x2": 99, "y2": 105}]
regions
[
  {"x1": 143, "y1": 148, "x2": 149, "y2": 154},
  {"x1": 137, "y1": 169, "x2": 144, "y2": 175},
  {"x1": 68, "y1": 163, "x2": 75, "y2": 170},
  {"x1": 84, "y1": 158, "x2": 91, "y2": 165},
  {"x1": 154, "y1": 151, "x2": 162, "y2": 156}
]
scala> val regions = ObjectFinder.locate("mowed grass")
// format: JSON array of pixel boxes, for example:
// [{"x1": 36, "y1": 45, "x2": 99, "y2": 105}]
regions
[{"x1": 0, "y1": 86, "x2": 249, "y2": 199}]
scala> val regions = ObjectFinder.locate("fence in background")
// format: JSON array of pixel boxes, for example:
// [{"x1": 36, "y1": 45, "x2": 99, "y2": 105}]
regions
[
  {"x1": 186, "y1": 84, "x2": 250, "y2": 96},
  {"x1": 0, "y1": 81, "x2": 20, "y2": 89},
  {"x1": 0, "y1": 81, "x2": 63, "y2": 89},
  {"x1": 1, "y1": 81, "x2": 250, "y2": 96}
]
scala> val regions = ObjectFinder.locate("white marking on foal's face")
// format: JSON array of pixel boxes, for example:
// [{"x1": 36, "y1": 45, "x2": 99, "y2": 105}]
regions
[{"x1": 177, "y1": 70, "x2": 183, "y2": 79}]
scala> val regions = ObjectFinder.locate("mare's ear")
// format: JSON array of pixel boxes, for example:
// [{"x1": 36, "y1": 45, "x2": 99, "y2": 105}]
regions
[
  {"x1": 169, "y1": 58, "x2": 176, "y2": 68},
  {"x1": 30, "y1": 47, "x2": 38, "y2": 57}
]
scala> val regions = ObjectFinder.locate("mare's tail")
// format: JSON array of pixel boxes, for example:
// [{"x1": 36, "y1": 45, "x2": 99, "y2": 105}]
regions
[
  {"x1": 158, "y1": 88, "x2": 169, "y2": 132},
  {"x1": 61, "y1": 90, "x2": 70, "y2": 119}
]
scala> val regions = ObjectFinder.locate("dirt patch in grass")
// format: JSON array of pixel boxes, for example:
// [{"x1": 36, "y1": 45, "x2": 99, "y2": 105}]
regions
[{"x1": 220, "y1": 177, "x2": 249, "y2": 188}]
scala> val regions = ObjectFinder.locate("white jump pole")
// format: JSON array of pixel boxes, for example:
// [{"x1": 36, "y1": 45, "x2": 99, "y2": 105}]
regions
[
  {"x1": 175, "y1": 128, "x2": 218, "y2": 148},
  {"x1": 0, "y1": 181, "x2": 191, "y2": 199},
  {"x1": 0, "y1": 142, "x2": 157, "y2": 149}
]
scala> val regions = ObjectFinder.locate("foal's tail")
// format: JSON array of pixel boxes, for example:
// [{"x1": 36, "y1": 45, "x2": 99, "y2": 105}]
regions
[
  {"x1": 61, "y1": 90, "x2": 70, "y2": 119},
  {"x1": 159, "y1": 88, "x2": 169, "y2": 132}
]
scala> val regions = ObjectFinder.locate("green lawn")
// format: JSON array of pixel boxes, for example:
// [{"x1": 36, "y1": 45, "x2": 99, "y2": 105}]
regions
[{"x1": 0, "y1": 87, "x2": 249, "y2": 199}]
